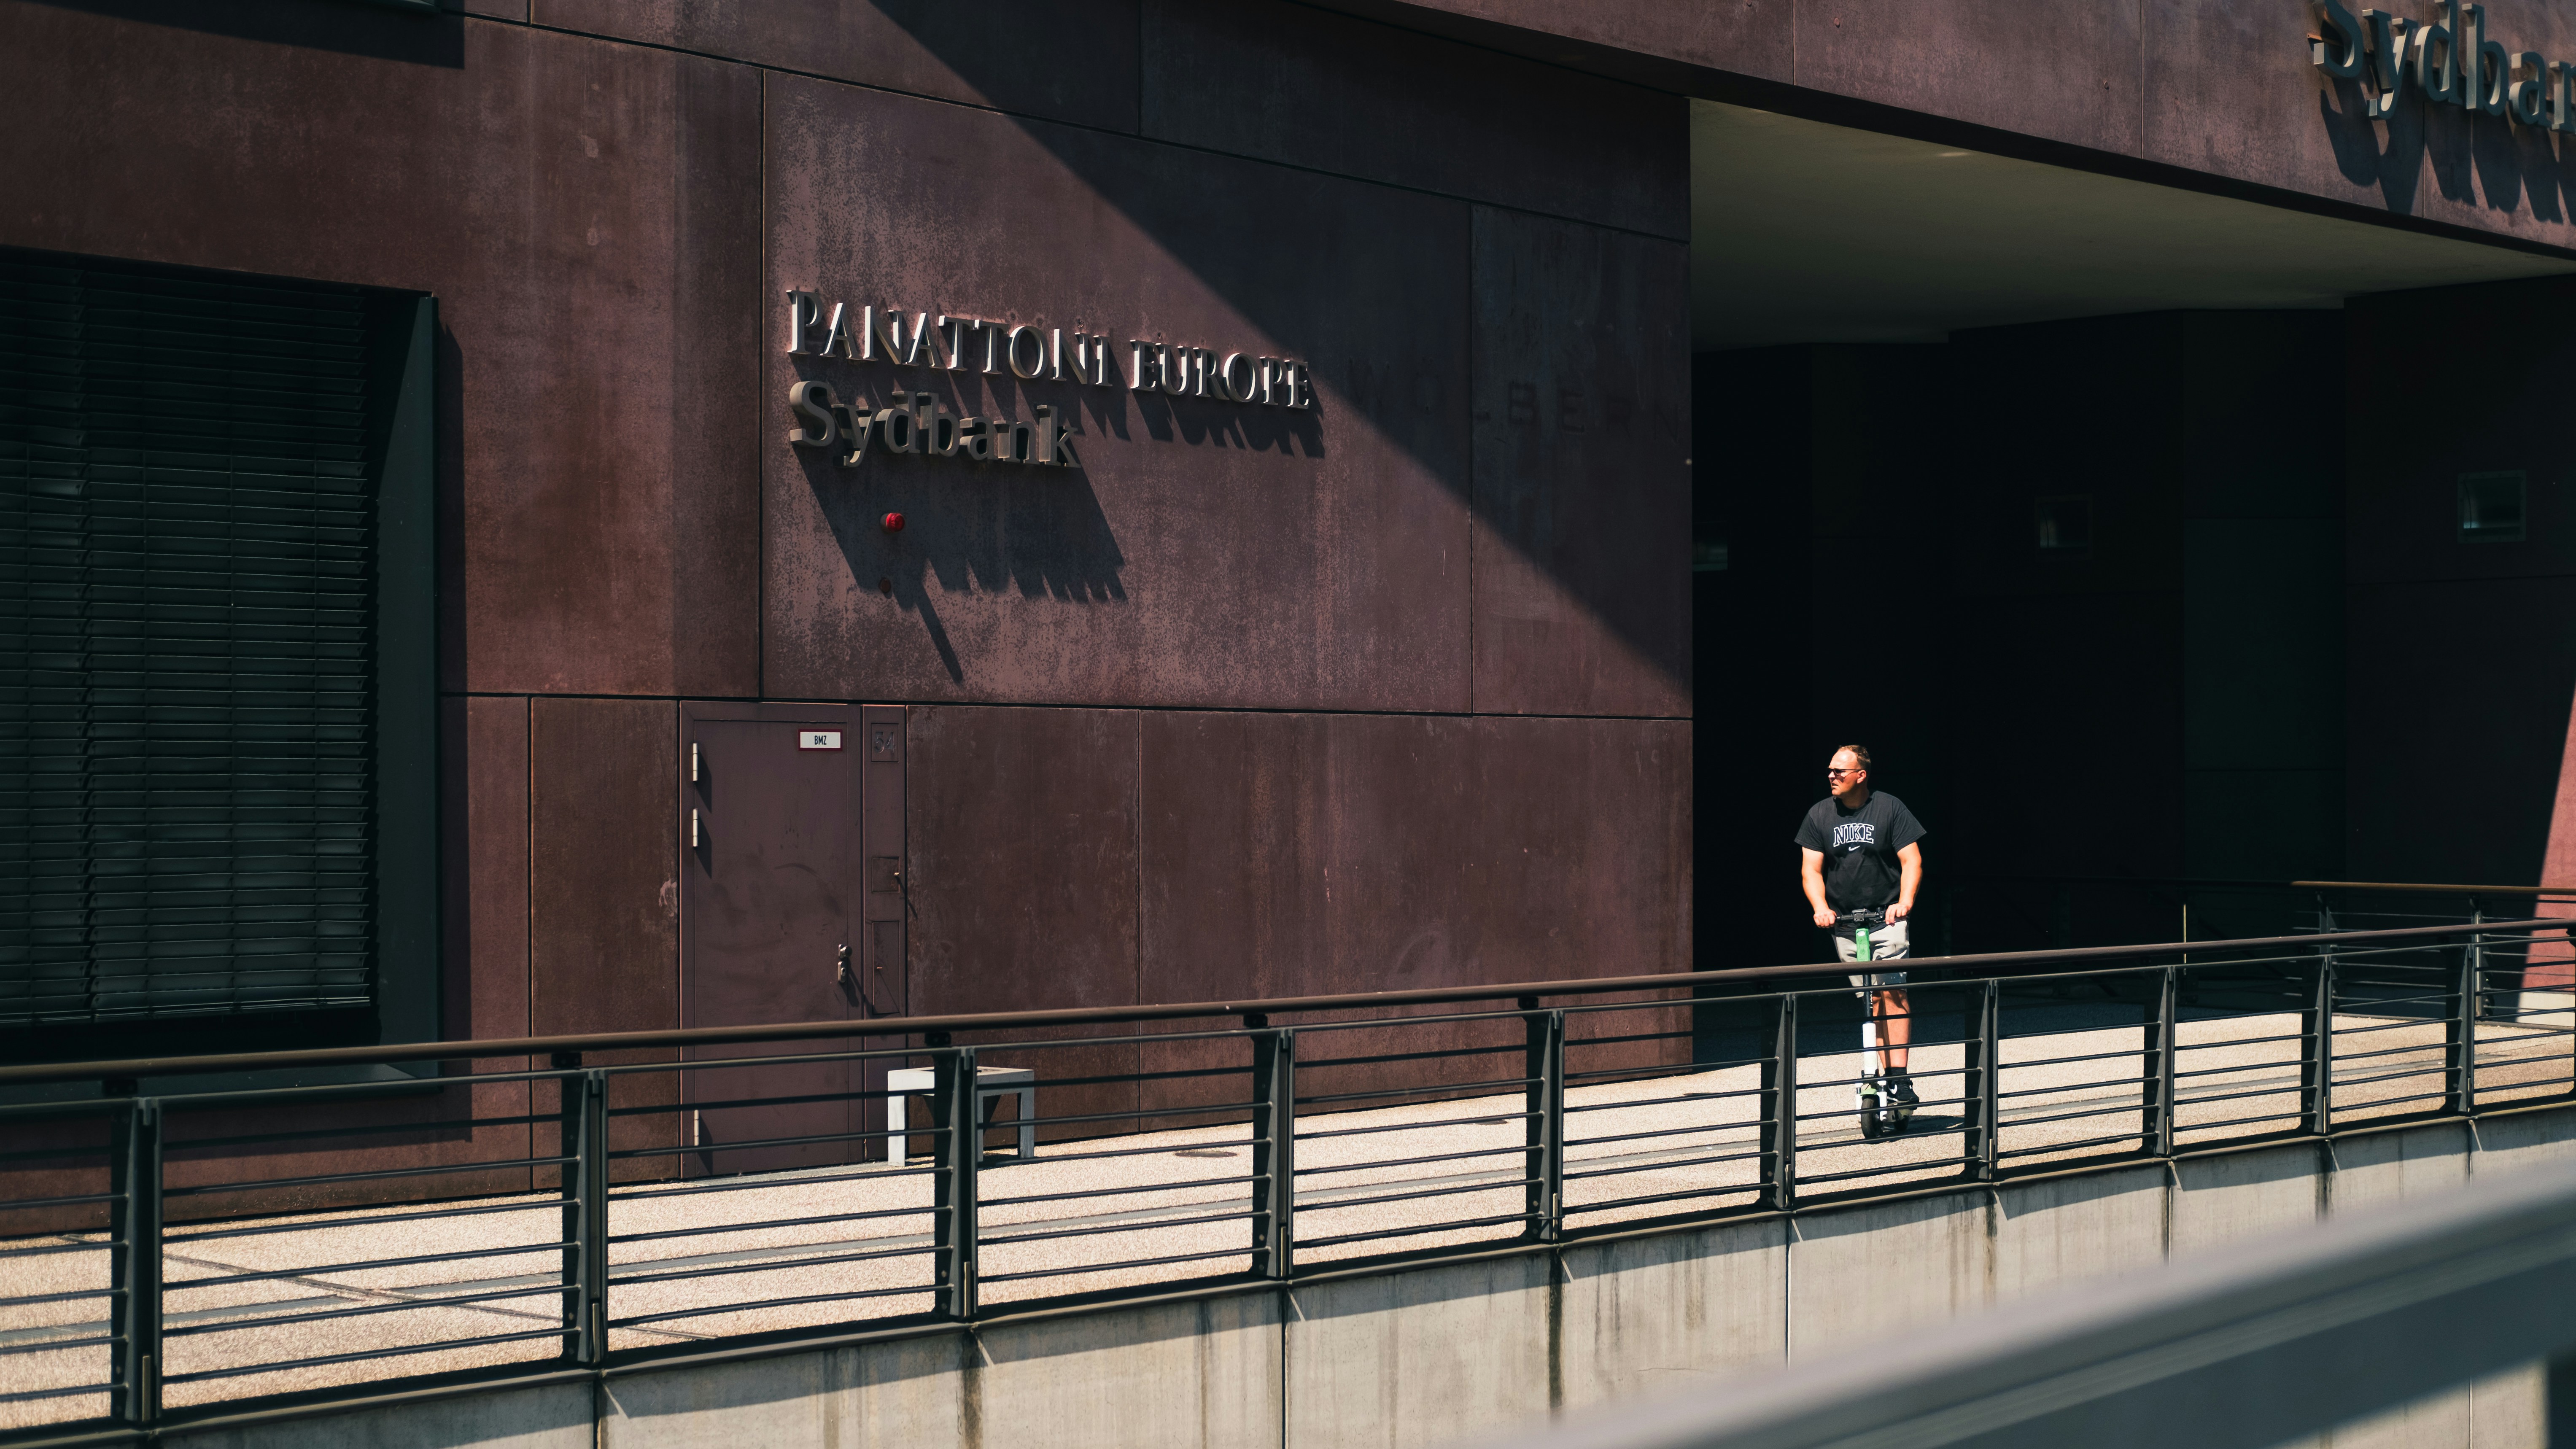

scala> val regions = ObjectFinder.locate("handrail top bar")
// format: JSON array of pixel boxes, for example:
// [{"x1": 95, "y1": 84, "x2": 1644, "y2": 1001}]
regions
[
  {"x1": 2291, "y1": 879, "x2": 2576, "y2": 895},
  {"x1": 1955, "y1": 874, "x2": 2576, "y2": 895},
  {"x1": 0, "y1": 915, "x2": 2561, "y2": 1088}
]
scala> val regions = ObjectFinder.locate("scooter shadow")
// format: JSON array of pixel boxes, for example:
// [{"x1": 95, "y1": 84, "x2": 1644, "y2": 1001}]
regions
[{"x1": 1816, "y1": 1112, "x2": 1969, "y2": 1144}]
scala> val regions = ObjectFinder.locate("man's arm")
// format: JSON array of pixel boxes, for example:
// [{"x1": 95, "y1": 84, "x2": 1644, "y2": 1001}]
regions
[
  {"x1": 1800, "y1": 848, "x2": 1832, "y2": 928},
  {"x1": 1888, "y1": 841, "x2": 1923, "y2": 922}
]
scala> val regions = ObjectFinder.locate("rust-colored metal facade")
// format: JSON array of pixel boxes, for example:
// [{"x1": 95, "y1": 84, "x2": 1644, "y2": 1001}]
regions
[
  {"x1": 10, "y1": 0, "x2": 2576, "y2": 1115},
  {"x1": 0, "y1": 0, "x2": 1694, "y2": 1110}
]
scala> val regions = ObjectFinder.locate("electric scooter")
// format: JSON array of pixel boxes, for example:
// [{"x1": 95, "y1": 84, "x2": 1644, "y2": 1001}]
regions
[{"x1": 1840, "y1": 907, "x2": 1911, "y2": 1140}]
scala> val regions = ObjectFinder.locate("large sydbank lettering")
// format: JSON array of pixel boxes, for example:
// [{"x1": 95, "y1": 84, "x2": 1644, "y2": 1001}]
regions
[
  {"x1": 2312, "y1": 0, "x2": 2572, "y2": 127},
  {"x1": 787, "y1": 382, "x2": 1079, "y2": 469}
]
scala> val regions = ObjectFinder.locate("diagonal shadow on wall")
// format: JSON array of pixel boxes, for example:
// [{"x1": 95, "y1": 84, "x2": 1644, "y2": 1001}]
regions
[{"x1": 812, "y1": 0, "x2": 1691, "y2": 712}]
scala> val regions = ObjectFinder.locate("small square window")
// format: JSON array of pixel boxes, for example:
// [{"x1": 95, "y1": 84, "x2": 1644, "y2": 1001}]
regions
[
  {"x1": 2035, "y1": 495, "x2": 2091, "y2": 552},
  {"x1": 2460, "y1": 471, "x2": 2526, "y2": 543}
]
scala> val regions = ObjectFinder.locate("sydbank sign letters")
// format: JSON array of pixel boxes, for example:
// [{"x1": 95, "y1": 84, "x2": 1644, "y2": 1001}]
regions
[{"x1": 2312, "y1": 0, "x2": 2576, "y2": 125}]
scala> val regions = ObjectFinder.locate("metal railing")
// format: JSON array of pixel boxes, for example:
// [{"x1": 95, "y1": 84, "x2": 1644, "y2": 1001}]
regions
[
  {"x1": 1948, "y1": 873, "x2": 2576, "y2": 956},
  {"x1": 0, "y1": 916, "x2": 2571, "y2": 1444}
]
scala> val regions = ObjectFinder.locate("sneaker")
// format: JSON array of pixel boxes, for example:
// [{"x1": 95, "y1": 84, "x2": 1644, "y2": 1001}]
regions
[{"x1": 1886, "y1": 1074, "x2": 1920, "y2": 1111}]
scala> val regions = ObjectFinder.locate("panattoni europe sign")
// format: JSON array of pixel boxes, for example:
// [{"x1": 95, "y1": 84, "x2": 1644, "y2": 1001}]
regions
[
  {"x1": 781, "y1": 290, "x2": 1313, "y2": 471},
  {"x1": 2312, "y1": 0, "x2": 2576, "y2": 125}
]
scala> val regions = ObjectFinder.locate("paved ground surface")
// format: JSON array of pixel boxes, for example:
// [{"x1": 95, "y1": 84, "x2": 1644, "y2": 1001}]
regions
[{"x1": 5, "y1": 1007, "x2": 2568, "y2": 1425}]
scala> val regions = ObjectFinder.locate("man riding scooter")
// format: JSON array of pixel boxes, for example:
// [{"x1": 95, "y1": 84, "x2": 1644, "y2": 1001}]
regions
[{"x1": 1795, "y1": 746, "x2": 1928, "y2": 1139}]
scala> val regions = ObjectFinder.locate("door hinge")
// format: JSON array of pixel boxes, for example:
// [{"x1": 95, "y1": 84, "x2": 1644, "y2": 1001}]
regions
[
  {"x1": 690, "y1": 808, "x2": 700, "y2": 848},
  {"x1": 690, "y1": 741, "x2": 699, "y2": 783}
]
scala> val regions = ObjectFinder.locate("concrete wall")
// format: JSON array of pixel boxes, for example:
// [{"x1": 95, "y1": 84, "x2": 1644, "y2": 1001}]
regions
[{"x1": 164, "y1": 1104, "x2": 2576, "y2": 1449}]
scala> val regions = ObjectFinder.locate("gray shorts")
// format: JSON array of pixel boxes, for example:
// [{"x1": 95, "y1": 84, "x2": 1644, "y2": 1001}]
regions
[{"x1": 1835, "y1": 917, "x2": 1909, "y2": 991}]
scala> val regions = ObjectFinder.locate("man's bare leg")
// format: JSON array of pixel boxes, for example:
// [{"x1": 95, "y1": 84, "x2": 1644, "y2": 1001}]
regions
[{"x1": 1878, "y1": 989, "x2": 1910, "y2": 1075}]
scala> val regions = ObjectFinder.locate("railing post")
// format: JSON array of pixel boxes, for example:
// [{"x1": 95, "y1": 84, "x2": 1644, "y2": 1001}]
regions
[
  {"x1": 2303, "y1": 951, "x2": 2336, "y2": 1136},
  {"x1": 2148, "y1": 966, "x2": 2177, "y2": 1158},
  {"x1": 2470, "y1": 901, "x2": 2487, "y2": 1021},
  {"x1": 1965, "y1": 978, "x2": 2001, "y2": 1180},
  {"x1": 1248, "y1": 1020, "x2": 1295, "y2": 1279},
  {"x1": 1762, "y1": 995, "x2": 1798, "y2": 1211},
  {"x1": 552, "y1": 1051, "x2": 587, "y2": 1362},
  {"x1": 1521, "y1": 999, "x2": 1564, "y2": 1243},
  {"x1": 574, "y1": 1069, "x2": 608, "y2": 1363},
  {"x1": 2450, "y1": 918, "x2": 2482, "y2": 1118},
  {"x1": 930, "y1": 1040, "x2": 979, "y2": 1319},
  {"x1": 106, "y1": 1087, "x2": 160, "y2": 1428}
]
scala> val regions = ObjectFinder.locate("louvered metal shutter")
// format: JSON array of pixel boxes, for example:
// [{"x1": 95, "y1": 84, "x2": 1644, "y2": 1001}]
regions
[{"x1": 0, "y1": 256, "x2": 382, "y2": 1029}]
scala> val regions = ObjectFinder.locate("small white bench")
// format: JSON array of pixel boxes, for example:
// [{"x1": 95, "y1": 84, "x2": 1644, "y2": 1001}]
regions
[{"x1": 884, "y1": 1065, "x2": 1037, "y2": 1168}]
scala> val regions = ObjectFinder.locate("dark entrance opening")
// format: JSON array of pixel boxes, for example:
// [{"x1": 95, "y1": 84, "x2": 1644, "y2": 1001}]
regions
[
  {"x1": 679, "y1": 702, "x2": 905, "y2": 1174},
  {"x1": 1686, "y1": 100, "x2": 2576, "y2": 976}
]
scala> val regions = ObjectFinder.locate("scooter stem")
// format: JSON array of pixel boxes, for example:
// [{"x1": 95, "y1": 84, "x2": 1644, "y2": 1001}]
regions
[{"x1": 1856, "y1": 923, "x2": 1879, "y2": 1080}]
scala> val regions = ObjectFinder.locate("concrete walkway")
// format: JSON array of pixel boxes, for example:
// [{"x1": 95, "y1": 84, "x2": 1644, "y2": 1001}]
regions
[{"x1": 3, "y1": 1011, "x2": 2567, "y2": 1427}]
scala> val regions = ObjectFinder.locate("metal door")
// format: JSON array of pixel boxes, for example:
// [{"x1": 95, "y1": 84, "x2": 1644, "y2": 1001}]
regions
[{"x1": 679, "y1": 704, "x2": 904, "y2": 1174}]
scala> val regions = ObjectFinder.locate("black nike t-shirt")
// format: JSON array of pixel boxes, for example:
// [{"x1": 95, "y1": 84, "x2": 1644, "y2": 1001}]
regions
[{"x1": 1794, "y1": 791, "x2": 1926, "y2": 924}]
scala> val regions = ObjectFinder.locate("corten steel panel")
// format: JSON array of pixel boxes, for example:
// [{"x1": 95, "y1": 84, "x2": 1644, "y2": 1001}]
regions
[
  {"x1": 156, "y1": 1085, "x2": 539, "y2": 1222},
  {"x1": 1331, "y1": 713, "x2": 1691, "y2": 1020},
  {"x1": 762, "y1": 75, "x2": 1471, "y2": 713},
  {"x1": 1792, "y1": 0, "x2": 2145, "y2": 159},
  {"x1": 679, "y1": 705, "x2": 863, "y2": 1176},
  {"x1": 2347, "y1": 277, "x2": 2576, "y2": 587},
  {"x1": 446, "y1": 698, "x2": 533, "y2": 1047},
  {"x1": 0, "y1": 13, "x2": 762, "y2": 699},
  {"x1": 533, "y1": 0, "x2": 1140, "y2": 132},
  {"x1": 1809, "y1": 347, "x2": 1952, "y2": 545},
  {"x1": 442, "y1": 695, "x2": 536, "y2": 1190},
  {"x1": 1693, "y1": 351, "x2": 1819, "y2": 975},
  {"x1": 532, "y1": 697, "x2": 680, "y2": 1179},
  {"x1": 1940, "y1": 590, "x2": 2185, "y2": 888},
  {"x1": 2343, "y1": 576, "x2": 2576, "y2": 887},
  {"x1": 1324, "y1": 711, "x2": 1691, "y2": 1110},
  {"x1": 1136, "y1": 711, "x2": 1692, "y2": 1119},
  {"x1": 1469, "y1": 208, "x2": 1692, "y2": 719},
  {"x1": 1135, "y1": 711, "x2": 1329, "y2": 1128},
  {"x1": 2175, "y1": 312, "x2": 2344, "y2": 523},
  {"x1": 1803, "y1": 347, "x2": 1953, "y2": 864},
  {"x1": 0, "y1": 1118, "x2": 113, "y2": 1238},
  {"x1": 1140, "y1": 0, "x2": 1687, "y2": 240},
  {"x1": 2146, "y1": 0, "x2": 2576, "y2": 246},
  {"x1": 907, "y1": 706, "x2": 1142, "y2": 1143},
  {"x1": 1139, "y1": 711, "x2": 1330, "y2": 1008},
  {"x1": 1943, "y1": 315, "x2": 2190, "y2": 601},
  {"x1": 1315, "y1": 0, "x2": 1792, "y2": 83}
]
